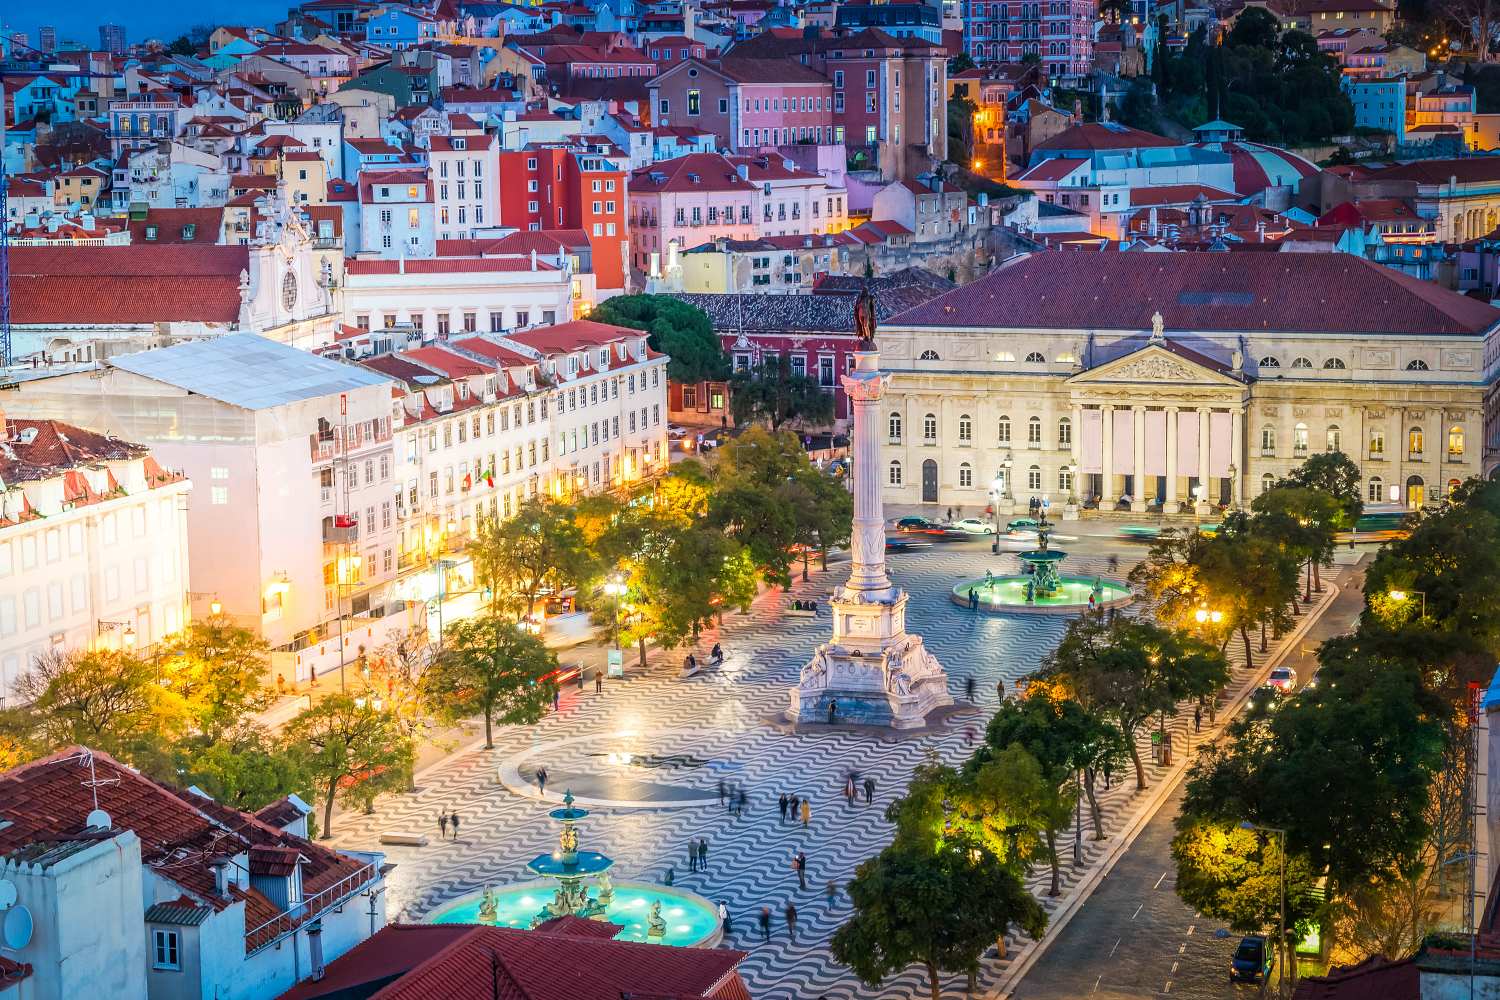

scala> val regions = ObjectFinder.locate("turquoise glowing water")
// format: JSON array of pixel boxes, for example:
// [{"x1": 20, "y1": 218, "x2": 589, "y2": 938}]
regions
[
  {"x1": 428, "y1": 882, "x2": 720, "y2": 946},
  {"x1": 954, "y1": 576, "x2": 1132, "y2": 609}
]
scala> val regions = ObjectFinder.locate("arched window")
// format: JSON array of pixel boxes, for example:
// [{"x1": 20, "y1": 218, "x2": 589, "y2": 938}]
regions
[
  {"x1": 1293, "y1": 422, "x2": 1309, "y2": 454},
  {"x1": 1367, "y1": 476, "x2": 1383, "y2": 502},
  {"x1": 1406, "y1": 359, "x2": 1430, "y2": 371},
  {"x1": 889, "y1": 460, "x2": 903, "y2": 485},
  {"x1": 1262, "y1": 473, "x2": 1276, "y2": 494},
  {"x1": 1057, "y1": 416, "x2": 1072, "y2": 446},
  {"x1": 998, "y1": 415, "x2": 1011, "y2": 443},
  {"x1": 1058, "y1": 467, "x2": 1074, "y2": 492},
  {"x1": 1260, "y1": 425, "x2": 1276, "y2": 455},
  {"x1": 1323, "y1": 357, "x2": 1347, "y2": 370},
  {"x1": 919, "y1": 349, "x2": 940, "y2": 361},
  {"x1": 923, "y1": 413, "x2": 937, "y2": 441},
  {"x1": 1291, "y1": 357, "x2": 1313, "y2": 369},
  {"x1": 959, "y1": 462, "x2": 973, "y2": 488},
  {"x1": 1027, "y1": 415, "x2": 1042, "y2": 446},
  {"x1": 1326, "y1": 424, "x2": 1340, "y2": 452},
  {"x1": 1448, "y1": 425, "x2": 1465, "y2": 457},
  {"x1": 888, "y1": 412, "x2": 902, "y2": 443},
  {"x1": 1024, "y1": 351, "x2": 1046, "y2": 363},
  {"x1": 1258, "y1": 356, "x2": 1280, "y2": 368},
  {"x1": 958, "y1": 414, "x2": 973, "y2": 443},
  {"x1": 1027, "y1": 464, "x2": 1042, "y2": 491},
  {"x1": 1409, "y1": 426, "x2": 1424, "y2": 457}
]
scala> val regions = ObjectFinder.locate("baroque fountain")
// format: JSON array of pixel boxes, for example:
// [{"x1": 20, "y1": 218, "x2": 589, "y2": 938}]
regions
[{"x1": 951, "y1": 512, "x2": 1133, "y2": 615}]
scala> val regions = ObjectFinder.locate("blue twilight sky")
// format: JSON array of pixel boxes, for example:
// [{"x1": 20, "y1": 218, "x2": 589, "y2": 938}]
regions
[{"x1": 8, "y1": 1, "x2": 295, "y2": 48}]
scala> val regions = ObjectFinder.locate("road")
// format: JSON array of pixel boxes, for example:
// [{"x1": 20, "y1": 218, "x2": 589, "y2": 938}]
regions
[{"x1": 1011, "y1": 554, "x2": 1370, "y2": 1000}]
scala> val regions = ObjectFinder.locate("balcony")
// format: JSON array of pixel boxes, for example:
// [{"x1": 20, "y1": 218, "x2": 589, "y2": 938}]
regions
[{"x1": 323, "y1": 514, "x2": 358, "y2": 545}]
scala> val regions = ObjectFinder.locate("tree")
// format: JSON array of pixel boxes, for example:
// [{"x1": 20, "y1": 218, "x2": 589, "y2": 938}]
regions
[
  {"x1": 1172, "y1": 816, "x2": 1322, "y2": 943},
  {"x1": 284, "y1": 695, "x2": 414, "y2": 837},
  {"x1": 362, "y1": 626, "x2": 440, "y2": 791},
  {"x1": 831, "y1": 836, "x2": 1047, "y2": 1000},
  {"x1": 589, "y1": 295, "x2": 729, "y2": 384},
  {"x1": 159, "y1": 618, "x2": 272, "y2": 744},
  {"x1": 966, "y1": 744, "x2": 1077, "y2": 896},
  {"x1": 622, "y1": 520, "x2": 757, "y2": 657},
  {"x1": 1228, "y1": 6, "x2": 1280, "y2": 48},
  {"x1": 1442, "y1": 0, "x2": 1497, "y2": 60},
  {"x1": 948, "y1": 53, "x2": 977, "y2": 73},
  {"x1": 2, "y1": 648, "x2": 181, "y2": 758},
  {"x1": 422, "y1": 614, "x2": 558, "y2": 748},
  {"x1": 469, "y1": 497, "x2": 589, "y2": 618},
  {"x1": 1253, "y1": 484, "x2": 1345, "y2": 597},
  {"x1": 1043, "y1": 616, "x2": 1229, "y2": 790},
  {"x1": 1282, "y1": 451, "x2": 1363, "y2": 530},
  {"x1": 1198, "y1": 516, "x2": 1298, "y2": 664},
  {"x1": 728, "y1": 355, "x2": 836, "y2": 430},
  {"x1": 166, "y1": 35, "x2": 196, "y2": 55},
  {"x1": 1128, "y1": 527, "x2": 1210, "y2": 628},
  {"x1": 179, "y1": 726, "x2": 310, "y2": 812}
]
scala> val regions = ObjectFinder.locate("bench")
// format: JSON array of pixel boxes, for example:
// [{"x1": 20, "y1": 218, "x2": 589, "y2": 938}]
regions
[
  {"x1": 786, "y1": 608, "x2": 818, "y2": 618},
  {"x1": 379, "y1": 831, "x2": 429, "y2": 847}
]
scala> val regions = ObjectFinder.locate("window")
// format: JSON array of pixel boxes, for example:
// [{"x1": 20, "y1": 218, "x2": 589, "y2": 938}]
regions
[
  {"x1": 1057, "y1": 417, "x2": 1072, "y2": 446},
  {"x1": 1059, "y1": 468, "x2": 1074, "y2": 493},
  {"x1": 1258, "y1": 356, "x2": 1280, "y2": 368},
  {"x1": 889, "y1": 460, "x2": 903, "y2": 485},
  {"x1": 1326, "y1": 425, "x2": 1341, "y2": 452},
  {"x1": 958, "y1": 414, "x2": 972, "y2": 443},
  {"x1": 998, "y1": 416, "x2": 1011, "y2": 444},
  {"x1": 959, "y1": 463, "x2": 973, "y2": 488},
  {"x1": 1027, "y1": 465, "x2": 1042, "y2": 491},
  {"x1": 1260, "y1": 425, "x2": 1276, "y2": 455},
  {"x1": 888, "y1": 412, "x2": 903, "y2": 443},
  {"x1": 1293, "y1": 422, "x2": 1309, "y2": 454},
  {"x1": 1409, "y1": 427, "x2": 1424, "y2": 456},
  {"x1": 919, "y1": 349, "x2": 940, "y2": 360},
  {"x1": 1262, "y1": 472, "x2": 1276, "y2": 495},
  {"x1": 1323, "y1": 357, "x2": 1346, "y2": 370},
  {"x1": 1448, "y1": 425, "x2": 1465, "y2": 458},
  {"x1": 1025, "y1": 351, "x2": 1045, "y2": 363},
  {"x1": 1027, "y1": 416, "x2": 1042, "y2": 446},
  {"x1": 1368, "y1": 477, "x2": 1384, "y2": 502},
  {"x1": 1291, "y1": 357, "x2": 1313, "y2": 369},
  {"x1": 923, "y1": 413, "x2": 937, "y2": 442},
  {"x1": 1370, "y1": 428, "x2": 1385, "y2": 457},
  {"x1": 1406, "y1": 359, "x2": 1430, "y2": 371},
  {"x1": 153, "y1": 929, "x2": 180, "y2": 971},
  {"x1": 211, "y1": 486, "x2": 228, "y2": 505}
]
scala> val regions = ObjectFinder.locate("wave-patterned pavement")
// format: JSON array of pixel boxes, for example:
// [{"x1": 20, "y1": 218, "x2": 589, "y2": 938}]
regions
[{"x1": 327, "y1": 543, "x2": 1323, "y2": 999}]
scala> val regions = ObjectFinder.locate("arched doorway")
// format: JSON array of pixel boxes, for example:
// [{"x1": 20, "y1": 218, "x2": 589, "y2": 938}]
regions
[
  {"x1": 922, "y1": 460, "x2": 939, "y2": 503},
  {"x1": 1405, "y1": 475, "x2": 1425, "y2": 509}
]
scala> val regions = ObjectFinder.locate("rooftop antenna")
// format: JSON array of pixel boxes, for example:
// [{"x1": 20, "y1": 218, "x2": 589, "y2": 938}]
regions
[{"x1": 66, "y1": 749, "x2": 120, "y2": 827}]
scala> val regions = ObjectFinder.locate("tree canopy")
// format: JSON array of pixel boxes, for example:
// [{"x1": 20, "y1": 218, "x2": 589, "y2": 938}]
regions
[
  {"x1": 423, "y1": 613, "x2": 558, "y2": 748},
  {"x1": 589, "y1": 294, "x2": 728, "y2": 384},
  {"x1": 728, "y1": 355, "x2": 837, "y2": 431}
]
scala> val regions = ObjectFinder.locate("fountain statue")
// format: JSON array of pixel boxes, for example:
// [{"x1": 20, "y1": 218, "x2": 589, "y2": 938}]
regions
[
  {"x1": 477, "y1": 887, "x2": 498, "y2": 924},
  {"x1": 1018, "y1": 512, "x2": 1066, "y2": 597},
  {"x1": 788, "y1": 283, "x2": 952, "y2": 728},
  {"x1": 525, "y1": 790, "x2": 615, "y2": 925},
  {"x1": 951, "y1": 510, "x2": 1134, "y2": 615},
  {"x1": 646, "y1": 900, "x2": 667, "y2": 939}
]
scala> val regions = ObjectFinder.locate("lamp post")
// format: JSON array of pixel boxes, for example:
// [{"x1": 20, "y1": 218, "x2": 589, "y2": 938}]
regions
[
  {"x1": 989, "y1": 475, "x2": 1005, "y2": 553},
  {"x1": 1240, "y1": 820, "x2": 1288, "y2": 997},
  {"x1": 1388, "y1": 588, "x2": 1427, "y2": 619},
  {"x1": 602, "y1": 575, "x2": 627, "y2": 651}
]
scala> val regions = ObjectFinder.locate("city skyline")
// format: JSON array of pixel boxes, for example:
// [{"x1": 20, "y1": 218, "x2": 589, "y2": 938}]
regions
[{"x1": 5, "y1": 2, "x2": 290, "y2": 48}]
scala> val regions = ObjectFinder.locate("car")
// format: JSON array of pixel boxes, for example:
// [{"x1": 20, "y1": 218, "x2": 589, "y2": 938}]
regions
[
  {"x1": 893, "y1": 516, "x2": 947, "y2": 535},
  {"x1": 951, "y1": 518, "x2": 996, "y2": 535},
  {"x1": 1247, "y1": 684, "x2": 1282, "y2": 715},
  {"x1": 667, "y1": 425, "x2": 690, "y2": 439},
  {"x1": 1006, "y1": 517, "x2": 1040, "y2": 532},
  {"x1": 1230, "y1": 935, "x2": 1273, "y2": 983},
  {"x1": 885, "y1": 535, "x2": 930, "y2": 553},
  {"x1": 1266, "y1": 666, "x2": 1298, "y2": 692}
]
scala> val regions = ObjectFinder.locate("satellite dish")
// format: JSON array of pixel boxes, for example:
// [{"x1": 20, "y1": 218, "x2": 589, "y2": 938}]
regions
[
  {"x1": 0, "y1": 880, "x2": 15, "y2": 911},
  {"x1": 85, "y1": 809, "x2": 111, "y2": 830},
  {"x1": 2, "y1": 905, "x2": 32, "y2": 950}
]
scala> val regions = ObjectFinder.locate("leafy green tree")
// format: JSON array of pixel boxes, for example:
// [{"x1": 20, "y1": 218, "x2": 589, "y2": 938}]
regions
[
  {"x1": 1200, "y1": 515, "x2": 1298, "y2": 664},
  {"x1": 469, "y1": 497, "x2": 589, "y2": 618},
  {"x1": 1172, "y1": 815, "x2": 1322, "y2": 941},
  {"x1": 832, "y1": 835, "x2": 1047, "y2": 1000},
  {"x1": 1043, "y1": 616, "x2": 1228, "y2": 790},
  {"x1": 1252, "y1": 484, "x2": 1343, "y2": 597},
  {"x1": 284, "y1": 694, "x2": 414, "y2": 837},
  {"x1": 422, "y1": 614, "x2": 558, "y2": 748},
  {"x1": 166, "y1": 35, "x2": 197, "y2": 55},
  {"x1": 948, "y1": 52, "x2": 977, "y2": 73},
  {"x1": 589, "y1": 295, "x2": 728, "y2": 384},
  {"x1": 1282, "y1": 451, "x2": 1363, "y2": 529},
  {"x1": 159, "y1": 618, "x2": 273, "y2": 743},
  {"x1": 1228, "y1": 6, "x2": 1279, "y2": 48},
  {"x1": 179, "y1": 726, "x2": 310, "y2": 811},
  {"x1": 2, "y1": 648, "x2": 182, "y2": 759},
  {"x1": 622, "y1": 519, "x2": 756, "y2": 660},
  {"x1": 966, "y1": 744, "x2": 1077, "y2": 897},
  {"x1": 728, "y1": 355, "x2": 836, "y2": 430}
]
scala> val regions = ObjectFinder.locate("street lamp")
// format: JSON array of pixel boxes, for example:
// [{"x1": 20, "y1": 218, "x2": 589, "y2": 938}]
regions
[
  {"x1": 1240, "y1": 820, "x2": 1288, "y2": 997},
  {"x1": 1388, "y1": 589, "x2": 1427, "y2": 619},
  {"x1": 989, "y1": 475, "x2": 1005, "y2": 553},
  {"x1": 1193, "y1": 605, "x2": 1223, "y2": 626},
  {"x1": 602, "y1": 575, "x2": 627, "y2": 651}
]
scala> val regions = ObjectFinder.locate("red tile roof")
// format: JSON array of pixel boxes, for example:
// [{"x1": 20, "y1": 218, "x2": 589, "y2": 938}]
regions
[
  {"x1": 1127, "y1": 184, "x2": 1241, "y2": 206},
  {"x1": 889, "y1": 252, "x2": 1500, "y2": 336},
  {"x1": 1015, "y1": 157, "x2": 1088, "y2": 183},
  {"x1": 1367, "y1": 157, "x2": 1500, "y2": 185},
  {"x1": 449, "y1": 336, "x2": 536, "y2": 367},
  {"x1": 11, "y1": 245, "x2": 249, "y2": 324},
  {"x1": 0, "y1": 419, "x2": 144, "y2": 484},
  {"x1": 126, "y1": 207, "x2": 227, "y2": 244},
  {"x1": 630, "y1": 153, "x2": 755, "y2": 194},
  {"x1": 507, "y1": 319, "x2": 644, "y2": 354},
  {"x1": 1290, "y1": 954, "x2": 1418, "y2": 999},
  {"x1": 275, "y1": 922, "x2": 750, "y2": 1000},
  {"x1": 1034, "y1": 122, "x2": 1178, "y2": 152},
  {"x1": 400, "y1": 346, "x2": 493, "y2": 378}
]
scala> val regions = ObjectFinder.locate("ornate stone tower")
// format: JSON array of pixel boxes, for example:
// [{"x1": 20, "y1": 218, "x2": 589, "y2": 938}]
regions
[{"x1": 788, "y1": 290, "x2": 952, "y2": 728}]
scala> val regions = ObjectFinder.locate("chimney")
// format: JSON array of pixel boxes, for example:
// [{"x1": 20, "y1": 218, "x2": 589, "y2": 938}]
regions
[
  {"x1": 1149, "y1": 206, "x2": 1159, "y2": 237},
  {"x1": 308, "y1": 921, "x2": 327, "y2": 981},
  {"x1": 210, "y1": 858, "x2": 232, "y2": 900}
]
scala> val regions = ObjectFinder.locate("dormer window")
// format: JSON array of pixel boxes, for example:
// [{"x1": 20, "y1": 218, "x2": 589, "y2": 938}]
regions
[
  {"x1": 635, "y1": 338, "x2": 646, "y2": 360},
  {"x1": 567, "y1": 355, "x2": 579, "y2": 376},
  {"x1": 458, "y1": 383, "x2": 469, "y2": 399},
  {"x1": 598, "y1": 348, "x2": 609, "y2": 369}
]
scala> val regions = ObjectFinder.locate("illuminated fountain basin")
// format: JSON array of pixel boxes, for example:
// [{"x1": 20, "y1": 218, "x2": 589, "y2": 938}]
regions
[
  {"x1": 951, "y1": 576, "x2": 1134, "y2": 616},
  {"x1": 427, "y1": 879, "x2": 723, "y2": 947}
]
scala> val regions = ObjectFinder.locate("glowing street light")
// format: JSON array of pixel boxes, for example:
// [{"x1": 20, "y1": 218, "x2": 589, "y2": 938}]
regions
[{"x1": 1387, "y1": 588, "x2": 1426, "y2": 618}]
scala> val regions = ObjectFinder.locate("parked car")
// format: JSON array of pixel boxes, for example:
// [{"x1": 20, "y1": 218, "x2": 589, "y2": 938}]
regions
[
  {"x1": 893, "y1": 516, "x2": 947, "y2": 535},
  {"x1": 1006, "y1": 517, "x2": 1040, "y2": 532},
  {"x1": 667, "y1": 425, "x2": 690, "y2": 439},
  {"x1": 1266, "y1": 666, "x2": 1298, "y2": 693},
  {"x1": 1230, "y1": 935, "x2": 1273, "y2": 983},
  {"x1": 951, "y1": 518, "x2": 996, "y2": 535}
]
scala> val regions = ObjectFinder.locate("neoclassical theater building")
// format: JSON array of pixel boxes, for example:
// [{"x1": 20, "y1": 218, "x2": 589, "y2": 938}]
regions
[{"x1": 876, "y1": 253, "x2": 1500, "y2": 514}]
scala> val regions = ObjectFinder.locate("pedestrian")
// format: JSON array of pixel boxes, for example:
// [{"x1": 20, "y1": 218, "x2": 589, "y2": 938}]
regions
[
  {"x1": 965, "y1": 676, "x2": 976, "y2": 701},
  {"x1": 863, "y1": 777, "x2": 874, "y2": 804},
  {"x1": 698, "y1": 837, "x2": 709, "y2": 872},
  {"x1": 800, "y1": 798, "x2": 811, "y2": 829},
  {"x1": 788, "y1": 793, "x2": 799, "y2": 819},
  {"x1": 1107, "y1": 554, "x2": 1119, "y2": 573},
  {"x1": 576, "y1": 668, "x2": 584, "y2": 691},
  {"x1": 719, "y1": 900, "x2": 732, "y2": 936},
  {"x1": 1194, "y1": 704, "x2": 1203, "y2": 733},
  {"x1": 688, "y1": 838, "x2": 698, "y2": 872},
  {"x1": 449, "y1": 812, "x2": 460, "y2": 840},
  {"x1": 965, "y1": 726, "x2": 976, "y2": 747},
  {"x1": 827, "y1": 699, "x2": 837, "y2": 725},
  {"x1": 276, "y1": 673, "x2": 286, "y2": 696},
  {"x1": 779, "y1": 793, "x2": 789, "y2": 821},
  {"x1": 946, "y1": 507, "x2": 954, "y2": 521},
  {"x1": 553, "y1": 688, "x2": 560, "y2": 712},
  {"x1": 785, "y1": 902, "x2": 798, "y2": 938},
  {"x1": 737, "y1": 789, "x2": 749, "y2": 817},
  {"x1": 595, "y1": 672, "x2": 603, "y2": 694},
  {"x1": 718, "y1": 780, "x2": 727, "y2": 806},
  {"x1": 537, "y1": 766, "x2": 548, "y2": 796},
  {"x1": 793, "y1": 851, "x2": 806, "y2": 890},
  {"x1": 825, "y1": 879, "x2": 839, "y2": 904},
  {"x1": 759, "y1": 907, "x2": 771, "y2": 941},
  {"x1": 664, "y1": 866, "x2": 675, "y2": 886},
  {"x1": 996, "y1": 679, "x2": 1006, "y2": 701},
  {"x1": 969, "y1": 588, "x2": 978, "y2": 610},
  {"x1": 438, "y1": 811, "x2": 449, "y2": 840}
]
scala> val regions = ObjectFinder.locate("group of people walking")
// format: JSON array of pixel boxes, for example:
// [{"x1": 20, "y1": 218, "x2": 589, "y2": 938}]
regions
[
  {"x1": 778, "y1": 792, "x2": 813, "y2": 826},
  {"x1": 435, "y1": 809, "x2": 462, "y2": 840}
]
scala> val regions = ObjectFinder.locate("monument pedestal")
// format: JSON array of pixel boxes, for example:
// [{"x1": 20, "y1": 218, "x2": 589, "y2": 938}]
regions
[{"x1": 787, "y1": 336, "x2": 951, "y2": 729}]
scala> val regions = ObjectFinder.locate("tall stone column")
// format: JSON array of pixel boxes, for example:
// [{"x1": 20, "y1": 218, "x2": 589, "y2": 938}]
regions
[
  {"x1": 1069, "y1": 403, "x2": 1083, "y2": 469},
  {"x1": 1164, "y1": 405, "x2": 1180, "y2": 514},
  {"x1": 1131, "y1": 405, "x2": 1147, "y2": 513},
  {"x1": 1100, "y1": 404, "x2": 1115, "y2": 506},
  {"x1": 1197, "y1": 406, "x2": 1211, "y2": 513},
  {"x1": 842, "y1": 350, "x2": 894, "y2": 596}
]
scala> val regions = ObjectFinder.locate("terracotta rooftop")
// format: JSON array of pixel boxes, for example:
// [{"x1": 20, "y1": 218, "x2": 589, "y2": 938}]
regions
[
  {"x1": 344, "y1": 257, "x2": 554, "y2": 275},
  {"x1": 507, "y1": 319, "x2": 645, "y2": 355},
  {"x1": 1033, "y1": 121, "x2": 1179, "y2": 152},
  {"x1": 887, "y1": 252, "x2": 1500, "y2": 336},
  {"x1": 11, "y1": 245, "x2": 249, "y2": 325},
  {"x1": 0, "y1": 419, "x2": 145, "y2": 485}
]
